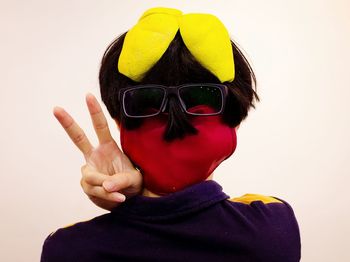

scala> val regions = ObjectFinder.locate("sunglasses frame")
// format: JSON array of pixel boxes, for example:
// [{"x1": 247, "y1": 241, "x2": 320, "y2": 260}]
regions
[{"x1": 119, "y1": 83, "x2": 228, "y2": 118}]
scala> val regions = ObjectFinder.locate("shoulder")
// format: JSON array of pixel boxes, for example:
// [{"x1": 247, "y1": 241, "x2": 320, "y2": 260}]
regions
[
  {"x1": 227, "y1": 193, "x2": 299, "y2": 224},
  {"x1": 226, "y1": 193, "x2": 301, "y2": 237},
  {"x1": 45, "y1": 215, "x2": 101, "y2": 240},
  {"x1": 223, "y1": 193, "x2": 301, "y2": 261},
  {"x1": 40, "y1": 213, "x2": 112, "y2": 261},
  {"x1": 226, "y1": 193, "x2": 301, "y2": 260}
]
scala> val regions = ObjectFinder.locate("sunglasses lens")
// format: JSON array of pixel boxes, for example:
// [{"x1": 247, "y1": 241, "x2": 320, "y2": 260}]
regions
[
  {"x1": 179, "y1": 85, "x2": 223, "y2": 115},
  {"x1": 123, "y1": 87, "x2": 165, "y2": 117}
]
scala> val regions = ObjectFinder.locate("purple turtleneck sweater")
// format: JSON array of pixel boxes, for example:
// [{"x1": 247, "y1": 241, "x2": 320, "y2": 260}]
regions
[{"x1": 40, "y1": 180, "x2": 301, "y2": 261}]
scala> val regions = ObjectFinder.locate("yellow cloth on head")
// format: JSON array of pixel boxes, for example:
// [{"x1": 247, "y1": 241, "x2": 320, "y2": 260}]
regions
[{"x1": 118, "y1": 7, "x2": 235, "y2": 83}]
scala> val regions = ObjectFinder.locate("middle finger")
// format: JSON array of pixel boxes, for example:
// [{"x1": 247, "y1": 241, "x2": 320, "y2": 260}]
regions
[{"x1": 85, "y1": 93, "x2": 114, "y2": 145}]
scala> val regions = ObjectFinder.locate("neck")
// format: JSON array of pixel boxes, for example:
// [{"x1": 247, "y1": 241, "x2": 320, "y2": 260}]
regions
[{"x1": 141, "y1": 173, "x2": 214, "y2": 197}]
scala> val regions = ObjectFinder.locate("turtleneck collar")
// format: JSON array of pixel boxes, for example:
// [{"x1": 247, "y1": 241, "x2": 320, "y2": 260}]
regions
[{"x1": 111, "y1": 180, "x2": 229, "y2": 221}]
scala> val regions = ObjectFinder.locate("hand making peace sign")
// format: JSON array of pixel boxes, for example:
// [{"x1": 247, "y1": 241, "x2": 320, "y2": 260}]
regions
[{"x1": 53, "y1": 93, "x2": 143, "y2": 211}]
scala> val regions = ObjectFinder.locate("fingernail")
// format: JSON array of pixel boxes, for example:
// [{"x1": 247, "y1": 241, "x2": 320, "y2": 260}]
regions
[
  {"x1": 103, "y1": 181, "x2": 115, "y2": 191},
  {"x1": 112, "y1": 193, "x2": 126, "y2": 202}
]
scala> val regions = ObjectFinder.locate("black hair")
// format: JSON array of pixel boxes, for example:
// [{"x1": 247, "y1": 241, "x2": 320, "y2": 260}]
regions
[{"x1": 99, "y1": 31, "x2": 259, "y2": 141}]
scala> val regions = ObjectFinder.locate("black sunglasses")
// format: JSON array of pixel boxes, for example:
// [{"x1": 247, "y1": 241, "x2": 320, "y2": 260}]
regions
[{"x1": 118, "y1": 83, "x2": 228, "y2": 118}]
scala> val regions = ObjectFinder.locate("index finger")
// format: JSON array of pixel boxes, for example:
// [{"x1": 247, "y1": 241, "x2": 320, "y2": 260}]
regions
[{"x1": 53, "y1": 106, "x2": 93, "y2": 156}]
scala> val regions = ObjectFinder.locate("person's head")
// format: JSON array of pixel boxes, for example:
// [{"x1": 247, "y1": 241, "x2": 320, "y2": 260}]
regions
[
  {"x1": 97, "y1": 7, "x2": 260, "y2": 195},
  {"x1": 99, "y1": 28, "x2": 259, "y2": 142}
]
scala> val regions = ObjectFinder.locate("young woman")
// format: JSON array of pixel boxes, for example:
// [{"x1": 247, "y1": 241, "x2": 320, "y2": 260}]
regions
[{"x1": 42, "y1": 7, "x2": 301, "y2": 261}]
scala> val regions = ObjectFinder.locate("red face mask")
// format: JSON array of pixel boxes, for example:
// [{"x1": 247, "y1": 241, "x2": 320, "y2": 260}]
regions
[{"x1": 120, "y1": 108, "x2": 237, "y2": 195}]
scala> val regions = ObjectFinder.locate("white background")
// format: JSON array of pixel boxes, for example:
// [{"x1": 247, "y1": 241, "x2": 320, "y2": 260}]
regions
[{"x1": 1, "y1": 0, "x2": 349, "y2": 261}]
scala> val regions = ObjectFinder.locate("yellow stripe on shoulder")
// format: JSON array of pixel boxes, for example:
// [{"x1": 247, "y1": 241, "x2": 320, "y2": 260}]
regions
[
  {"x1": 48, "y1": 218, "x2": 92, "y2": 237},
  {"x1": 229, "y1": 193, "x2": 283, "y2": 205}
]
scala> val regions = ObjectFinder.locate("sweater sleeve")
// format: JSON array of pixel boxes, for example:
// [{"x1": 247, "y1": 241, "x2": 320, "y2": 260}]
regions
[{"x1": 40, "y1": 233, "x2": 53, "y2": 262}]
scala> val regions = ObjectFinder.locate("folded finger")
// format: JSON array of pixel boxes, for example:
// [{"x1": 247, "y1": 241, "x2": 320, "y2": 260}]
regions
[
  {"x1": 86, "y1": 184, "x2": 126, "y2": 202},
  {"x1": 53, "y1": 107, "x2": 93, "y2": 156},
  {"x1": 87, "y1": 195, "x2": 119, "y2": 211},
  {"x1": 102, "y1": 172, "x2": 132, "y2": 193},
  {"x1": 81, "y1": 164, "x2": 109, "y2": 186}
]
